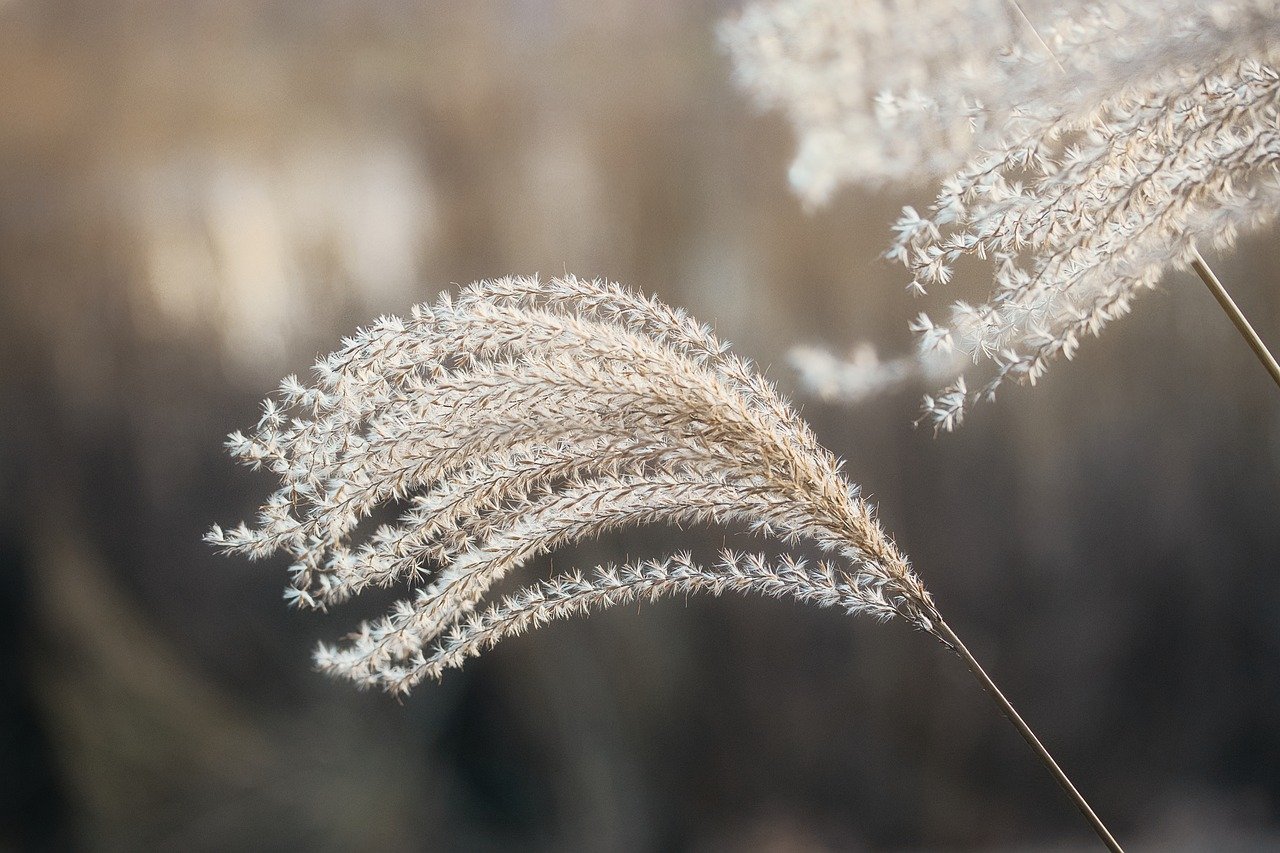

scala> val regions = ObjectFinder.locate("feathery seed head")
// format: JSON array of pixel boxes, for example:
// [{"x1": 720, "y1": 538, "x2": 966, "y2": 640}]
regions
[
  {"x1": 726, "y1": 0, "x2": 1280, "y2": 427},
  {"x1": 209, "y1": 276, "x2": 940, "y2": 694}
]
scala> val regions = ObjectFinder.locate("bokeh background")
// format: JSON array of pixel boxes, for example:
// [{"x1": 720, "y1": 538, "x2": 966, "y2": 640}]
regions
[{"x1": 3, "y1": 1, "x2": 1279, "y2": 850}]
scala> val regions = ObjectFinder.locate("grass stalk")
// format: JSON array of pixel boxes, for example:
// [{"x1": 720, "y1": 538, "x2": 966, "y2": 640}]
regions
[
  {"x1": 1190, "y1": 247, "x2": 1280, "y2": 391},
  {"x1": 935, "y1": 620, "x2": 1125, "y2": 853}
]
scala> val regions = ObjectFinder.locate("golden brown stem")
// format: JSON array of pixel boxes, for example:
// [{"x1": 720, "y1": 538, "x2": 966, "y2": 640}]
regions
[
  {"x1": 935, "y1": 619, "x2": 1125, "y2": 853},
  {"x1": 1190, "y1": 247, "x2": 1280, "y2": 391}
]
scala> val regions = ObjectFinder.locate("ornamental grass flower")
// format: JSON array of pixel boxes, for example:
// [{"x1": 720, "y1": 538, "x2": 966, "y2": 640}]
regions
[
  {"x1": 725, "y1": 0, "x2": 1280, "y2": 426},
  {"x1": 208, "y1": 276, "x2": 939, "y2": 694},
  {"x1": 210, "y1": 275, "x2": 1122, "y2": 848}
]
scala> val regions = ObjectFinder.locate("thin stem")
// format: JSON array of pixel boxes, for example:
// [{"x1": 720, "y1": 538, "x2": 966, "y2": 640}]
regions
[
  {"x1": 935, "y1": 620, "x2": 1125, "y2": 853},
  {"x1": 1190, "y1": 247, "x2": 1280, "y2": 391},
  {"x1": 1005, "y1": 0, "x2": 1058, "y2": 69}
]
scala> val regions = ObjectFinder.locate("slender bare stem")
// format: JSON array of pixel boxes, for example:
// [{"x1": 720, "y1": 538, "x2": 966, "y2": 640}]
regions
[
  {"x1": 1190, "y1": 247, "x2": 1280, "y2": 391},
  {"x1": 935, "y1": 620, "x2": 1125, "y2": 853}
]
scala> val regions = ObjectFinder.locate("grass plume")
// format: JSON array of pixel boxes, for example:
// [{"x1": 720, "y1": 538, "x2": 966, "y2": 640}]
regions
[
  {"x1": 207, "y1": 275, "x2": 938, "y2": 694},
  {"x1": 725, "y1": 0, "x2": 1280, "y2": 426},
  {"x1": 210, "y1": 275, "x2": 1122, "y2": 849}
]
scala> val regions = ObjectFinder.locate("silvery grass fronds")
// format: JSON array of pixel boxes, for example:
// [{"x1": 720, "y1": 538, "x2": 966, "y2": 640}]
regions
[
  {"x1": 724, "y1": 0, "x2": 1280, "y2": 427},
  {"x1": 891, "y1": 3, "x2": 1280, "y2": 429},
  {"x1": 719, "y1": 0, "x2": 1056, "y2": 202},
  {"x1": 206, "y1": 274, "x2": 943, "y2": 694},
  {"x1": 721, "y1": 0, "x2": 1277, "y2": 199},
  {"x1": 210, "y1": 275, "x2": 1122, "y2": 848}
]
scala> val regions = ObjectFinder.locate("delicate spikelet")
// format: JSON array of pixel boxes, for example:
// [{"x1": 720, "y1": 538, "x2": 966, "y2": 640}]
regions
[
  {"x1": 210, "y1": 276, "x2": 941, "y2": 694},
  {"x1": 316, "y1": 551, "x2": 899, "y2": 694},
  {"x1": 726, "y1": 0, "x2": 1280, "y2": 426}
]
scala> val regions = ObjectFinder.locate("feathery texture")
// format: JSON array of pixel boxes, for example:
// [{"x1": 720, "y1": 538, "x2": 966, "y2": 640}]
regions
[
  {"x1": 720, "y1": 0, "x2": 1054, "y2": 200},
  {"x1": 209, "y1": 275, "x2": 941, "y2": 694},
  {"x1": 725, "y1": 0, "x2": 1280, "y2": 427}
]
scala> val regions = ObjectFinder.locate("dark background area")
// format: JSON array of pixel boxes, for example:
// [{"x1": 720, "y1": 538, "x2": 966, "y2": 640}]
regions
[{"x1": 2, "y1": 1, "x2": 1278, "y2": 850}]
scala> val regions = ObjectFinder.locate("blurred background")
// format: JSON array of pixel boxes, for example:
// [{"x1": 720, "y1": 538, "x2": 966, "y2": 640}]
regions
[{"x1": 2, "y1": 1, "x2": 1279, "y2": 849}]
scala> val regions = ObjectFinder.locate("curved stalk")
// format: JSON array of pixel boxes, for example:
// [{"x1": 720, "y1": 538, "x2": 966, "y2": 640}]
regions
[{"x1": 935, "y1": 620, "x2": 1125, "y2": 853}]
